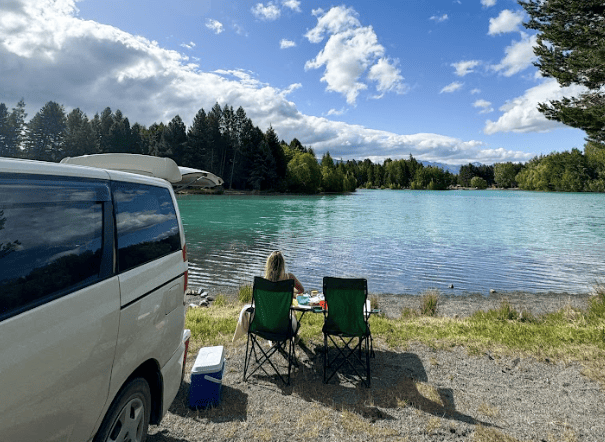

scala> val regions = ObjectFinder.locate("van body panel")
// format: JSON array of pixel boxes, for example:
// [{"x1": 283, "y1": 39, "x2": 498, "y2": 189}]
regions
[
  {"x1": 110, "y1": 272, "x2": 186, "y2": 402},
  {"x1": 161, "y1": 337, "x2": 188, "y2": 416},
  {"x1": 0, "y1": 278, "x2": 120, "y2": 442},
  {"x1": 0, "y1": 157, "x2": 189, "y2": 442}
]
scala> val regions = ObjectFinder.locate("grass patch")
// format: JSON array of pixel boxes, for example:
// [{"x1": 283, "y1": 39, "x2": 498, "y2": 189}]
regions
[
  {"x1": 186, "y1": 302, "x2": 239, "y2": 347},
  {"x1": 187, "y1": 286, "x2": 605, "y2": 385},
  {"x1": 420, "y1": 289, "x2": 439, "y2": 316},
  {"x1": 212, "y1": 294, "x2": 227, "y2": 307},
  {"x1": 238, "y1": 284, "x2": 252, "y2": 303}
]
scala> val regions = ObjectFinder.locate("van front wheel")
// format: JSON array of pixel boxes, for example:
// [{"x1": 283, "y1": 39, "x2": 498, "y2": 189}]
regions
[{"x1": 94, "y1": 378, "x2": 151, "y2": 442}]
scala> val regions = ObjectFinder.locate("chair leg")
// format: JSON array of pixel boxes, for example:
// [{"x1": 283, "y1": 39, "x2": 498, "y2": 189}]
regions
[
  {"x1": 243, "y1": 334, "x2": 251, "y2": 381},
  {"x1": 323, "y1": 333, "x2": 328, "y2": 383}
]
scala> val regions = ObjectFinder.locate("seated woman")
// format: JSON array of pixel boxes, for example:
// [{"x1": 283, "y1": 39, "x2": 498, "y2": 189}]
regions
[{"x1": 232, "y1": 251, "x2": 304, "y2": 342}]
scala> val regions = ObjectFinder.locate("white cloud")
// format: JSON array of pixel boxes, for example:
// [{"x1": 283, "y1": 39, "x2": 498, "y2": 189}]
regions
[
  {"x1": 491, "y1": 33, "x2": 537, "y2": 76},
  {"x1": 327, "y1": 108, "x2": 346, "y2": 116},
  {"x1": 282, "y1": 0, "x2": 301, "y2": 12},
  {"x1": 180, "y1": 41, "x2": 196, "y2": 50},
  {"x1": 471, "y1": 88, "x2": 481, "y2": 94},
  {"x1": 0, "y1": 0, "x2": 532, "y2": 165},
  {"x1": 205, "y1": 19, "x2": 224, "y2": 34},
  {"x1": 484, "y1": 78, "x2": 587, "y2": 134},
  {"x1": 251, "y1": 2, "x2": 281, "y2": 21},
  {"x1": 280, "y1": 39, "x2": 296, "y2": 49},
  {"x1": 367, "y1": 58, "x2": 407, "y2": 96},
  {"x1": 440, "y1": 82, "x2": 464, "y2": 93},
  {"x1": 488, "y1": 10, "x2": 524, "y2": 35},
  {"x1": 481, "y1": 0, "x2": 497, "y2": 7},
  {"x1": 452, "y1": 60, "x2": 481, "y2": 76},
  {"x1": 430, "y1": 14, "x2": 449, "y2": 23},
  {"x1": 473, "y1": 99, "x2": 494, "y2": 114},
  {"x1": 304, "y1": 6, "x2": 406, "y2": 104}
]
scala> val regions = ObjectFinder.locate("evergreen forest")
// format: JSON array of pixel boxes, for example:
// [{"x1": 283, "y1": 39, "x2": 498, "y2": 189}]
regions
[{"x1": 1, "y1": 99, "x2": 604, "y2": 193}]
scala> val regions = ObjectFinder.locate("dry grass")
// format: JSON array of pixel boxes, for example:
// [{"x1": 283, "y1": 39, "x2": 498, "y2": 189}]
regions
[
  {"x1": 472, "y1": 426, "x2": 522, "y2": 441},
  {"x1": 477, "y1": 402, "x2": 500, "y2": 418},
  {"x1": 425, "y1": 417, "x2": 441, "y2": 434}
]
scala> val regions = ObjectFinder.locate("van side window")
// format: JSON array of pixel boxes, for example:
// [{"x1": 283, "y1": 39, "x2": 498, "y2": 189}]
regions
[
  {"x1": 112, "y1": 182, "x2": 180, "y2": 273},
  {"x1": 0, "y1": 175, "x2": 109, "y2": 321}
]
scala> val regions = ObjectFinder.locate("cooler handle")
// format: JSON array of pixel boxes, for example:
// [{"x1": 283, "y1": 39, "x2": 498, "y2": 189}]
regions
[{"x1": 204, "y1": 375, "x2": 222, "y2": 384}]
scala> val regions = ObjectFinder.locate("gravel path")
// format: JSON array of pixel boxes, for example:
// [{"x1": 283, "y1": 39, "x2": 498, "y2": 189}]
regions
[{"x1": 149, "y1": 290, "x2": 604, "y2": 442}]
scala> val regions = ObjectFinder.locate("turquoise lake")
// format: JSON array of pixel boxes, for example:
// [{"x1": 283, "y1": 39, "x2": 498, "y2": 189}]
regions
[{"x1": 176, "y1": 189, "x2": 605, "y2": 296}]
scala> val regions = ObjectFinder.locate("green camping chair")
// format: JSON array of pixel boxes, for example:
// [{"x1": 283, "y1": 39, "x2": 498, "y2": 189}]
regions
[
  {"x1": 243, "y1": 276, "x2": 298, "y2": 385},
  {"x1": 322, "y1": 277, "x2": 375, "y2": 387}
]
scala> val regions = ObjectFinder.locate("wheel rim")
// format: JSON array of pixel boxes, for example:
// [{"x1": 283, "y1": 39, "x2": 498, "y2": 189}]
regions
[{"x1": 107, "y1": 397, "x2": 145, "y2": 442}]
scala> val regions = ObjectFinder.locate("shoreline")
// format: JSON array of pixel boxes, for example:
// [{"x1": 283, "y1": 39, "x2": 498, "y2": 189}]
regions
[{"x1": 187, "y1": 286, "x2": 595, "y2": 319}]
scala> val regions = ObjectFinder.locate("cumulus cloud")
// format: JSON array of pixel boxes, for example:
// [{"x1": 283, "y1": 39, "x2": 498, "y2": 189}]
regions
[
  {"x1": 251, "y1": 2, "x2": 281, "y2": 21},
  {"x1": 430, "y1": 14, "x2": 448, "y2": 23},
  {"x1": 452, "y1": 60, "x2": 481, "y2": 76},
  {"x1": 0, "y1": 0, "x2": 532, "y2": 165},
  {"x1": 282, "y1": 0, "x2": 301, "y2": 12},
  {"x1": 488, "y1": 9, "x2": 525, "y2": 35},
  {"x1": 473, "y1": 99, "x2": 494, "y2": 114},
  {"x1": 180, "y1": 41, "x2": 196, "y2": 50},
  {"x1": 327, "y1": 108, "x2": 346, "y2": 116},
  {"x1": 484, "y1": 78, "x2": 587, "y2": 134},
  {"x1": 304, "y1": 6, "x2": 406, "y2": 104},
  {"x1": 491, "y1": 33, "x2": 537, "y2": 76},
  {"x1": 471, "y1": 88, "x2": 481, "y2": 94},
  {"x1": 481, "y1": 0, "x2": 497, "y2": 7},
  {"x1": 280, "y1": 39, "x2": 296, "y2": 49},
  {"x1": 205, "y1": 19, "x2": 224, "y2": 34},
  {"x1": 440, "y1": 82, "x2": 464, "y2": 93}
]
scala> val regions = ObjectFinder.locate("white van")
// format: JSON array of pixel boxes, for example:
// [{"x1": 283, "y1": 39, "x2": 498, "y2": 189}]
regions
[{"x1": 0, "y1": 156, "x2": 190, "y2": 442}]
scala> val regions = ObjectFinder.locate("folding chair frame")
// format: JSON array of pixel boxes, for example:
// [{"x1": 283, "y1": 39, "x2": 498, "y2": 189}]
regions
[
  {"x1": 243, "y1": 277, "x2": 297, "y2": 386},
  {"x1": 322, "y1": 277, "x2": 374, "y2": 388}
]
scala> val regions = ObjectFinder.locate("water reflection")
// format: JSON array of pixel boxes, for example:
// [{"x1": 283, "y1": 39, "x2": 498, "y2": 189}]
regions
[{"x1": 177, "y1": 190, "x2": 605, "y2": 295}]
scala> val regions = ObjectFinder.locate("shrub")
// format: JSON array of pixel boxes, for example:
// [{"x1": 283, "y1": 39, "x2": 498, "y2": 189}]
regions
[{"x1": 470, "y1": 176, "x2": 488, "y2": 189}]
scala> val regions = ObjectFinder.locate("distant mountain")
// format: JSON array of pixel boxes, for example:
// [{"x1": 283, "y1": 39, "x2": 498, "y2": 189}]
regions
[{"x1": 420, "y1": 161, "x2": 462, "y2": 175}]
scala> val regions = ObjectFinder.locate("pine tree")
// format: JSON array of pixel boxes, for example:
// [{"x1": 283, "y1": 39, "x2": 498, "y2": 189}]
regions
[
  {"x1": 4, "y1": 99, "x2": 27, "y2": 158},
  {"x1": 164, "y1": 115, "x2": 187, "y2": 165},
  {"x1": 186, "y1": 108, "x2": 209, "y2": 170},
  {"x1": 520, "y1": 0, "x2": 605, "y2": 144},
  {"x1": 63, "y1": 108, "x2": 97, "y2": 158},
  {"x1": 24, "y1": 101, "x2": 66, "y2": 161},
  {"x1": 0, "y1": 103, "x2": 10, "y2": 157}
]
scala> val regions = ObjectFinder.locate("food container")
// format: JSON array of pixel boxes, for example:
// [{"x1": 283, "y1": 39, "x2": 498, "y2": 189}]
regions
[{"x1": 188, "y1": 345, "x2": 225, "y2": 409}]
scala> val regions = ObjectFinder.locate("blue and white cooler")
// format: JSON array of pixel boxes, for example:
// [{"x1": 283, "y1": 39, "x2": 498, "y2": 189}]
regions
[{"x1": 188, "y1": 345, "x2": 225, "y2": 409}]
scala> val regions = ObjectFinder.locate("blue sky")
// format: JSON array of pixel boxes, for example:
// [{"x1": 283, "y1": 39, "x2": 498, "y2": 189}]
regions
[{"x1": 0, "y1": 0, "x2": 589, "y2": 165}]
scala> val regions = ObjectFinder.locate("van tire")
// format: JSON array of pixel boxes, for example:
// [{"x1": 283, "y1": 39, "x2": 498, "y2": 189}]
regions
[{"x1": 94, "y1": 378, "x2": 151, "y2": 442}]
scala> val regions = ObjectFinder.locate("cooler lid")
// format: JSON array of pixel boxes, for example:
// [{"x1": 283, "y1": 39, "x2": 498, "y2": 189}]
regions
[{"x1": 191, "y1": 345, "x2": 225, "y2": 374}]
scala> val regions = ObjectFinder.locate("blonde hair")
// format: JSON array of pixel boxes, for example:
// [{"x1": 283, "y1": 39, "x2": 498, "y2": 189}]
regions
[{"x1": 265, "y1": 251, "x2": 286, "y2": 282}]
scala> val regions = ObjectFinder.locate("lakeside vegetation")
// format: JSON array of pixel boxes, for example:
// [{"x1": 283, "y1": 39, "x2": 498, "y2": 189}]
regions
[
  {"x1": 2, "y1": 99, "x2": 605, "y2": 193},
  {"x1": 188, "y1": 285, "x2": 605, "y2": 388}
]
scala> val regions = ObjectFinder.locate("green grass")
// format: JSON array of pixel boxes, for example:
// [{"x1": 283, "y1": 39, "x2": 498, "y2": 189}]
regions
[
  {"x1": 238, "y1": 284, "x2": 252, "y2": 303},
  {"x1": 186, "y1": 287, "x2": 605, "y2": 385}
]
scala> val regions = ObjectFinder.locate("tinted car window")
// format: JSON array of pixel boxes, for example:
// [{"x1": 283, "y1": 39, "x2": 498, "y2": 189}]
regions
[
  {"x1": 112, "y1": 182, "x2": 180, "y2": 273},
  {"x1": 0, "y1": 175, "x2": 109, "y2": 321}
]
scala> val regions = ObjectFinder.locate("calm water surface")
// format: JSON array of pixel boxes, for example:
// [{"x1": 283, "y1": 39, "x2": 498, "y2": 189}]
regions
[{"x1": 177, "y1": 189, "x2": 605, "y2": 295}]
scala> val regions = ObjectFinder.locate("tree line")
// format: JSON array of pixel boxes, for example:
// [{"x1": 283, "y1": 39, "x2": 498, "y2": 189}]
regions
[
  {"x1": 1, "y1": 99, "x2": 604, "y2": 193},
  {"x1": 0, "y1": 99, "x2": 455, "y2": 193}
]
